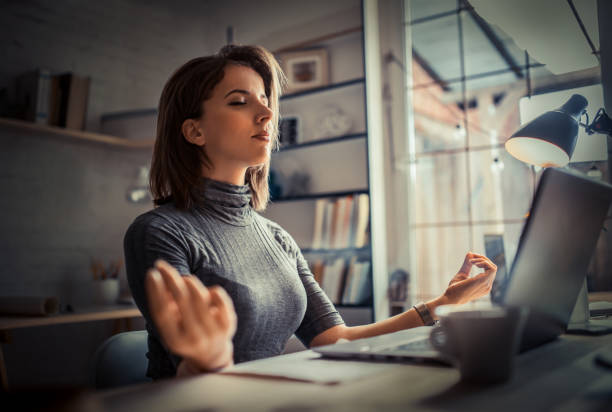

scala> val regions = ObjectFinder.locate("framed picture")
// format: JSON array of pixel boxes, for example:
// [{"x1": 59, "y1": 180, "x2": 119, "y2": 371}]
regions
[
  {"x1": 279, "y1": 49, "x2": 329, "y2": 94},
  {"x1": 279, "y1": 115, "x2": 301, "y2": 146}
]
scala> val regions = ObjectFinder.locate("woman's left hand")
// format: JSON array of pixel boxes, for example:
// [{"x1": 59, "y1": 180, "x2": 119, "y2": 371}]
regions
[{"x1": 441, "y1": 252, "x2": 497, "y2": 305}]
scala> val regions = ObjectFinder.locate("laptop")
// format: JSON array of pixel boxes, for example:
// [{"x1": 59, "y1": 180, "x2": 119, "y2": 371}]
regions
[{"x1": 314, "y1": 167, "x2": 612, "y2": 363}]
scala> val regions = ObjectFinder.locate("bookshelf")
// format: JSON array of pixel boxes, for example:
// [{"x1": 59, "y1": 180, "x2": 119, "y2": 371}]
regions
[
  {"x1": 277, "y1": 132, "x2": 366, "y2": 152},
  {"x1": 280, "y1": 77, "x2": 365, "y2": 100},
  {"x1": 264, "y1": 25, "x2": 375, "y2": 324},
  {"x1": 271, "y1": 189, "x2": 368, "y2": 202},
  {"x1": 0, "y1": 117, "x2": 154, "y2": 149}
]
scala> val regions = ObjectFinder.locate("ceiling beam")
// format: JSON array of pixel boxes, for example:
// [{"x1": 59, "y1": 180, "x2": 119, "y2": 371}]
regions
[
  {"x1": 462, "y1": 0, "x2": 523, "y2": 79},
  {"x1": 412, "y1": 49, "x2": 451, "y2": 92}
]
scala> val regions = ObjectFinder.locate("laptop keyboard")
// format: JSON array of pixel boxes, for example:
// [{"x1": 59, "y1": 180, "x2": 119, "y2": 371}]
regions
[{"x1": 394, "y1": 338, "x2": 432, "y2": 352}]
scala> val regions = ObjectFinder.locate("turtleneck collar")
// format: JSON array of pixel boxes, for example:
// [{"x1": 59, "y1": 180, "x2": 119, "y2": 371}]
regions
[{"x1": 192, "y1": 177, "x2": 253, "y2": 226}]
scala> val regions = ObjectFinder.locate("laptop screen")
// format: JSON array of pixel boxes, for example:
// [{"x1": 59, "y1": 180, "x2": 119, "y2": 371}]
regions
[{"x1": 501, "y1": 167, "x2": 612, "y2": 349}]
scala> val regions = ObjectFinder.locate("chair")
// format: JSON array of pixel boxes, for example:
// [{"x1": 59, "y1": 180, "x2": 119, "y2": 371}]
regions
[{"x1": 92, "y1": 330, "x2": 152, "y2": 389}]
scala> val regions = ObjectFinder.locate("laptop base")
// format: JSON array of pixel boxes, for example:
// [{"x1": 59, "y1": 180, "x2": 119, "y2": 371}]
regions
[{"x1": 566, "y1": 318, "x2": 612, "y2": 335}]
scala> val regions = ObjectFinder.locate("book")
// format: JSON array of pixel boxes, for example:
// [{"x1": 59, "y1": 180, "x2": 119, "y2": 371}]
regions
[
  {"x1": 341, "y1": 256, "x2": 358, "y2": 304},
  {"x1": 311, "y1": 259, "x2": 325, "y2": 285},
  {"x1": 321, "y1": 201, "x2": 335, "y2": 249},
  {"x1": 353, "y1": 261, "x2": 372, "y2": 304},
  {"x1": 57, "y1": 73, "x2": 90, "y2": 130},
  {"x1": 354, "y1": 194, "x2": 370, "y2": 248},
  {"x1": 332, "y1": 197, "x2": 347, "y2": 249},
  {"x1": 328, "y1": 199, "x2": 341, "y2": 249},
  {"x1": 48, "y1": 75, "x2": 62, "y2": 126},
  {"x1": 15, "y1": 69, "x2": 51, "y2": 124},
  {"x1": 340, "y1": 195, "x2": 355, "y2": 248},
  {"x1": 321, "y1": 258, "x2": 346, "y2": 303},
  {"x1": 311, "y1": 199, "x2": 328, "y2": 249}
]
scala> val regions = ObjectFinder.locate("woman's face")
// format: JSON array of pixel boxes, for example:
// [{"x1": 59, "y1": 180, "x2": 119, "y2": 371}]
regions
[{"x1": 197, "y1": 64, "x2": 274, "y2": 174}]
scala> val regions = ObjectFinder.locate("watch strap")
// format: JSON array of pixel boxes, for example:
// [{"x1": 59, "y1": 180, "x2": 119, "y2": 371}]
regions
[{"x1": 413, "y1": 302, "x2": 435, "y2": 326}]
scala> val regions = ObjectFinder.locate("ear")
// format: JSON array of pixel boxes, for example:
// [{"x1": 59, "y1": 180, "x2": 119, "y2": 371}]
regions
[{"x1": 181, "y1": 118, "x2": 206, "y2": 146}]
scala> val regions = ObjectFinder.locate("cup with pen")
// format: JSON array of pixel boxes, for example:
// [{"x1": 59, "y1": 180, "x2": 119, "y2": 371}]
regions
[{"x1": 91, "y1": 258, "x2": 122, "y2": 306}]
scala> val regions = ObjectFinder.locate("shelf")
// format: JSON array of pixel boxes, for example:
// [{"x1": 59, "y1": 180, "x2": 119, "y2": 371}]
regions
[
  {"x1": 270, "y1": 188, "x2": 369, "y2": 202},
  {"x1": 301, "y1": 246, "x2": 370, "y2": 255},
  {"x1": 0, "y1": 117, "x2": 154, "y2": 149},
  {"x1": 276, "y1": 133, "x2": 366, "y2": 152},
  {"x1": 335, "y1": 304, "x2": 371, "y2": 309},
  {"x1": 273, "y1": 26, "x2": 362, "y2": 54},
  {"x1": 280, "y1": 78, "x2": 365, "y2": 100}
]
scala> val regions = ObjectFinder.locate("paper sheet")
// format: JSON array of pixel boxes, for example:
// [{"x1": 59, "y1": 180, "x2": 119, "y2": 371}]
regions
[{"x1": 221, "y1": 350, "x2": 404, "y2": 384}]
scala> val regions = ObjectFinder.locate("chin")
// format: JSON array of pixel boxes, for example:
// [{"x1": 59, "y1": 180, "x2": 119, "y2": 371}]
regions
[{"x1": 249, "y1": 153, "x2": 269, "y2": 167}]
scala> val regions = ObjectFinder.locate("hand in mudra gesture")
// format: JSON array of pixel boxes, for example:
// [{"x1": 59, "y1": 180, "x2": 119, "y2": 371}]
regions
[
  {"x1": 442, "y1": 252, "x2": 498, "y2": 305},
  {"x1": 146, "y1": 260, "x2": 237, "y2": 373}
]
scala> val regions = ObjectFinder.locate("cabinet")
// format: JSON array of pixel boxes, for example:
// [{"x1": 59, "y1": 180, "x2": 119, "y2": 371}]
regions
[{"x1": 264, "y1": 27, "x2": 376, "y2": 325}]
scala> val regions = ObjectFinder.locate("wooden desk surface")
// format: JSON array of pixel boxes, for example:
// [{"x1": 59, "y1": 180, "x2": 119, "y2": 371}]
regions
[
  {"x1": 95, "y1": 333, "x2": 612, "y2": 412},
  {"x1": 0, "y1": 305, "x2": 142, "y2": 331}
]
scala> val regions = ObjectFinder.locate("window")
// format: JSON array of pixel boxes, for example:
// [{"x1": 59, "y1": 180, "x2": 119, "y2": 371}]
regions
[{"x1": 402, "y1": 0, "x2": 605, "y2": 301}]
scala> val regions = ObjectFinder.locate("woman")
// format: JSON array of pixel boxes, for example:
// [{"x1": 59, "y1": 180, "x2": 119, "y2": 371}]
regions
[{"x1": 124, "y1": 44, "x2": 497, "y2": 379}]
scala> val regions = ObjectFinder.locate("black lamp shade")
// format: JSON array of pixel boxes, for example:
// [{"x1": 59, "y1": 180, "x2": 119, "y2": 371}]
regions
[{"x1": 505, "y1": 94, "x2": 588, "y2": 167}]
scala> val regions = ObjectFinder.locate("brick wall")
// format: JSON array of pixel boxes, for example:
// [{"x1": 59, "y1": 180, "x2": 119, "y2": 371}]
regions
[
  {"x1": 0, "y1": 0, "x2": 361, "y2": 389},
  {"x1": 0, "y1": 0, "x2": 219, "y2": 389},
  {"x1": 0, "y1": 0, "x2": 216, "y2": 131}
]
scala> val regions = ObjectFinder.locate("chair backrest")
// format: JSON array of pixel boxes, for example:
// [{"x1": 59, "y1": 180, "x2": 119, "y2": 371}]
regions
[{"x1": 92, "y1": 330, "x2": 151, "y2": 389}]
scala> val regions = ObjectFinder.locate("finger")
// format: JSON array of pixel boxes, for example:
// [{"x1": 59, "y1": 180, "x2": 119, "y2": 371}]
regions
[
  {"x1": 470, "y1": 258, "x2": 496, "y2": 271},
  {"x1": 458, "y1": 253, "x2": 474, "y2": 274},
  {"x1": 184, "y1": 275, "x2": 215, "y2": 333},
  {"x1": 145, "y1": 269, "x2": 181, "y2": 346},
  {"x1": 154, "y1": 260, "x2": 188, "y2": 298},
  {"x1": 469, "y1": 252, "x2": 488, "y2": 259},
  {"x1": 154, "y1": 260, "x2": 198, "y2": 332},
  {"x1": 146, "y1": 269, "x2": 174, "y2": 319},
  {"x1": 209, "y1": 286, "x2": 237, "y2": 335}
]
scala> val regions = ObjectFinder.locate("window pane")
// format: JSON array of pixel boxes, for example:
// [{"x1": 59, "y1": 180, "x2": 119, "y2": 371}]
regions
[
  {"x1": 413, "y1": 225, "x2": 470, "y2": 301},
  {"x1": 468, "y1": 148, "x2": 533, "y2": 223},
  {"x1": 460, "y1": 11, "x2": 524, "y2": 79},
  {"x1": 409, "y1": 0, "x2": 458, "y2": 23},
  {"x1": 463, "y1": 73, "x2": 524, "y2": 149},
  {"x1": 412, "y1": 84, "x2": 466, "y2": 153},
  {"x1": 414, "y1": 151, "x2": 469, "y2": 224},
  {"x1": 410, "y1": 13, "x2": 461, "y2": 87}
]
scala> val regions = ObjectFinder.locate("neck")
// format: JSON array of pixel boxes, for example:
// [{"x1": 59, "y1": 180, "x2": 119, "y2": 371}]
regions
[{"x1": 202, "y1": 164, "x2": 248, "y2": 186}]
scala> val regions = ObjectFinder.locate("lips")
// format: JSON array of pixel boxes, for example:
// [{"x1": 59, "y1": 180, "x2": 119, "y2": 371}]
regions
[{"x1": 252, "y1": 132, "x2": 270, "y2": 142}]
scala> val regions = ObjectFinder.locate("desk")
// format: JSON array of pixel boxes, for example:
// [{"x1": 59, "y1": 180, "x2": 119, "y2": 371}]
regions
[
  {"x1": 95, "y1": 333, "x2": 612, "y2": 412},
  {"x1": 0, "y1": 305, "x2": 142, "y2": 391}
]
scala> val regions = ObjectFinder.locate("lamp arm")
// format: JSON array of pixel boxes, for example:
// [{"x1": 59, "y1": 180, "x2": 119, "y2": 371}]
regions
[{"x1": 583, "y1": 108, "x2": 612, "y2": 135}]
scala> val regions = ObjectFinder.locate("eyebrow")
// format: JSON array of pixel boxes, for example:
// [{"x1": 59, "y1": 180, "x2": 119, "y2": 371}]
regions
[{"x1": 224, "y1": 89, "x2": 268, "y2": 100}]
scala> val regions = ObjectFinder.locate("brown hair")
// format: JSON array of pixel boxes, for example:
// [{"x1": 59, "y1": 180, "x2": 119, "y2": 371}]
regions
[{"x1": 150, "y1": 44, "x2": 286, "y2": 211}]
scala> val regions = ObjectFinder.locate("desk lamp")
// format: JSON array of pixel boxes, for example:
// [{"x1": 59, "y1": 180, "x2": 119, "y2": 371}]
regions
[
  {"x1": 504, "y1": 93, "x2": 612, "y2": 333},
  {"x1": 505, "y1": 94, "x2": 612, "y2": 167}
]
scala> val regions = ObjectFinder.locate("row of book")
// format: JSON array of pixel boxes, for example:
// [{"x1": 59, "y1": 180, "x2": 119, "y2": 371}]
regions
[
  {"x1": 16, "y1": 69, "x2": 90, "y2": 130},
  {"x1": 311, "y1": 257, "x2": 371, "y2": 305},
  {"x1": 311, "y1": 194, "x2": 370, "y2": 250}
]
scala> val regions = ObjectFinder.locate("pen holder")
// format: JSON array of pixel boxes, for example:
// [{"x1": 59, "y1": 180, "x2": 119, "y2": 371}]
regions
[{"x1": 93, "y1": 279, "x2": 120, "y2": 306}]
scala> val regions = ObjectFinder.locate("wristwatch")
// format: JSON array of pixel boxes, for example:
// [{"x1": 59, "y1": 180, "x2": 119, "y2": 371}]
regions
[{"x1": 413, "y1": 302, "x2": 436, "y2": 326}]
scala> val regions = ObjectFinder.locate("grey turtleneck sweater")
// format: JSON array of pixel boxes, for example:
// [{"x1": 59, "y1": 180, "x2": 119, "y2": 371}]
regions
[{"x1": 124, "y1": 178, "x2": 344, "y2": 379}]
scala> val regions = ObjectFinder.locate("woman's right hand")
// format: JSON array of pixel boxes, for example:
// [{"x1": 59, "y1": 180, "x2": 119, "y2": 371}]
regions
[{"x1": 145, "y1": 259, "x2": 237, "y2": 374}]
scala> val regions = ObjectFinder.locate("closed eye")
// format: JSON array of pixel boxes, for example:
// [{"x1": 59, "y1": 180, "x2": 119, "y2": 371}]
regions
[{"x1": 229, "y1": 102, "x2": 246, "y2": 106}]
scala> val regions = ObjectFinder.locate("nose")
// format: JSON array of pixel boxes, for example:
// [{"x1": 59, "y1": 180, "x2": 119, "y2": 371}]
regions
[{"x1": 256, "y1": 102, "x2": 273, "y2": 125}]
